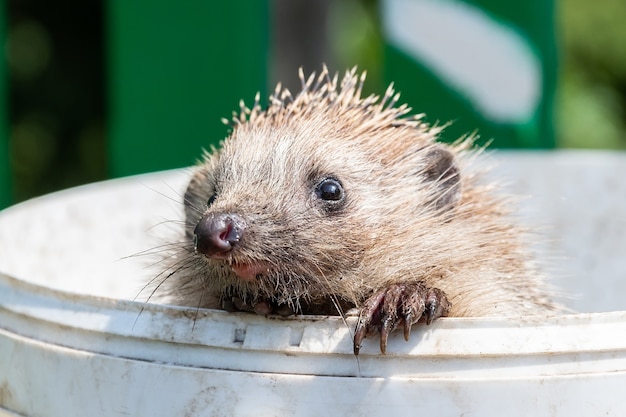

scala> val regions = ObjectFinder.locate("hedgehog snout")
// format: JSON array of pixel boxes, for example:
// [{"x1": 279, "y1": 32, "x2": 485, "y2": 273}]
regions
[{"x1": 193, "y1": 212, "x2": 245, "y2": 258}]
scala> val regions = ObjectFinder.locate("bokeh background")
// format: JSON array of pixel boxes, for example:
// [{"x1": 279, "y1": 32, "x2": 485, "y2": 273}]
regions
[{"x1": 3, "y1": 0, "x2": 626, "y2": 205}]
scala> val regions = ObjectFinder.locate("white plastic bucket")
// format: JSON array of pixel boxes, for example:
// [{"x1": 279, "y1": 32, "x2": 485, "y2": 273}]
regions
[{"x1": 1, "y1": 150, "x2": 625, "y2": 416}]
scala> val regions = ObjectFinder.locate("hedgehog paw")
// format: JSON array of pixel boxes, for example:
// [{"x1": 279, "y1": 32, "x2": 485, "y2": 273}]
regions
[
  {"x1": 353, "y1": 283, "x2": 450, "y2": 355},
  {"x1": 224, "y1": 296, "x2": 296, "y2": 317}
]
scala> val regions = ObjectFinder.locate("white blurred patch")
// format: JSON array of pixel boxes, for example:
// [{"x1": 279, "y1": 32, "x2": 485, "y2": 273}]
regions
[{"x1": 383, "y1": 0, "x2": 541, "y2": 123}]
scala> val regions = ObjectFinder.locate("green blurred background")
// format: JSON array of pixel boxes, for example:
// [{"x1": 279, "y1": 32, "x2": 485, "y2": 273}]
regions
[{"x1": 3, "y1": 0, "x2": 626, "y2": 205}]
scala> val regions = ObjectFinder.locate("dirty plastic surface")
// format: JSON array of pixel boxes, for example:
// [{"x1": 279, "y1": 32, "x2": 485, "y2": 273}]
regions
[{"x1": 1, "y1": 151, "x2": 626, "y2": 416}]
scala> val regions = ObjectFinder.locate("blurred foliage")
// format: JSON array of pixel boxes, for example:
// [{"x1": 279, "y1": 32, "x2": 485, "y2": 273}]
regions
[
  {"x1": 329, "y1": 0, "x2": 626, "y2": 149},
  {"x1": 557, "y1": 0, "x2": 626, "y2": 148},
  {"x1": 7, "y1": 1, "x2": 105, "y2": 203},
  {"x1": 4, "y1": 0, "x2": 626, "y2": 204},
  {"x1": 327, "y1": 0, "x2": 384, "y2": 97}
]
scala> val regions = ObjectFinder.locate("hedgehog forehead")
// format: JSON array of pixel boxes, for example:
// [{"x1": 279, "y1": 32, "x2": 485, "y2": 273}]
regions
[
  {"x1": 223, "y1": 122, "x2": 315, "y2": 168},
  {"x1": 217, "y1": 120, "x2": 376, "y2": 192},
  {"x1": 235, "y1": 102, "x2": 428, "y2": 157}
]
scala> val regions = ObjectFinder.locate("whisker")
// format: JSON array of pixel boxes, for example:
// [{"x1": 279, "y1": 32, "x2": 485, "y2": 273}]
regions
[
  {"x1": 121, "y1": 242, "x2": 188, "y2": 260},
  {"x1": 145, "y1": 218, "x2": 188, "y2": 232},
  {"x1": 134, "y1": 253, "x2": 196, "y2": 303},
  {"x1": 142, "y1": 178, "x2": 207, "y2": 217},
  {"x1": 140, "y1": 181, "x2": 186, "y2": 206},
  {"x1": 192, "y1": 291, "x2": 205, "y2": 333},
  {"x1": 132, "y1": 252, "x2": 202, "y2": 330},
  {"x1": 311, "y1": 263, "x2": 362, "y2": 370}
]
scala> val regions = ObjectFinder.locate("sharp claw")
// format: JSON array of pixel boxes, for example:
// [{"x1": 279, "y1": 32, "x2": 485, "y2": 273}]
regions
[
  {"x1": 354, "y1": 310, "x2": 376, "y2": 355},
  {"x1": 425, "y1": 301, "x2": 437, "y2": 325},
  {"x1": 425, "y1": 289, "x2": 450, "y2": 324},
  {"x1": 403, "y1": 314, "x2": 412, "y2": 341},
  {"x1": 379, "y1": 321, "x2": 391, "y2": 355},
  {"x1": 354, "y1": 320, "x2": 367, "y2": 356},
  {"x1": 353, "y1": 290, "x2": 386, "y2": 355},
  {"x1": 354, "y1": 284, "x2": 449, "y2": 355}
]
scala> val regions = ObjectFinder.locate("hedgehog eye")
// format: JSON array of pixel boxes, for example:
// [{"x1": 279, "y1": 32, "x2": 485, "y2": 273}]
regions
[
  {"x1": 316, "y1": 178, "x2": 344, "y2": 202},
  {"x1": 207, "y1": 193, "x2": 217, "y2": 207}
]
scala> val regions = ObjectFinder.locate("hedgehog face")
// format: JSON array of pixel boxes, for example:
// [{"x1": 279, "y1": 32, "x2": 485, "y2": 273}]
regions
[{"x1": 182, "y1": 130, "x2": 375, "y2": 309}]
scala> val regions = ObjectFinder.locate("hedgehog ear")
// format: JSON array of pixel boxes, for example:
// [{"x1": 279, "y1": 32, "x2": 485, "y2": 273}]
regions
[{"x1": 421, "y1": 145, "x2": 462, "y2": 211}]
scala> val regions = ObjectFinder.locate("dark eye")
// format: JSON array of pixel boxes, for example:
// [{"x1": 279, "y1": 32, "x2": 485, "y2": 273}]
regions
[
  {"x1": 207, "y1": 193, "x2": 217, "y2": 207},
  {"x1": 316, "y1": 178, "x2": 344, "y2": 202}
]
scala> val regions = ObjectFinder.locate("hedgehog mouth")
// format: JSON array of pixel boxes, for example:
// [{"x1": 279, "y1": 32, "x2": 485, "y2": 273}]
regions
[{"x1": 229, "y1": 261, "x2": 272, "y2": 282}]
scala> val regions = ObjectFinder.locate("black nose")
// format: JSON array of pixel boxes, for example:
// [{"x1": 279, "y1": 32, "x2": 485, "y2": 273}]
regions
[{"x1": 193, "y1": 213, "x2": 245, "y2": 257}]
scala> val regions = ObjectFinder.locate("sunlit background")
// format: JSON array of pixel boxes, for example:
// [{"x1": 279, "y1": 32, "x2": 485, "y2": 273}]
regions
[{"x1": 4, "y1": 0, "x2": 626, "y2": 204}]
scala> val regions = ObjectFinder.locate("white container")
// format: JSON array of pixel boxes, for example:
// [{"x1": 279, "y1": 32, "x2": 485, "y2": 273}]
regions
[{"x1": 1, "y1": 150, "x2": 625, "y2": 417}]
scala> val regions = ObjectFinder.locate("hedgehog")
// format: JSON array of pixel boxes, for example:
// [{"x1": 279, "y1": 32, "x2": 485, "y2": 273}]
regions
[{"x1": 154, "y1": 67, "x2": 559, "y2": 355}]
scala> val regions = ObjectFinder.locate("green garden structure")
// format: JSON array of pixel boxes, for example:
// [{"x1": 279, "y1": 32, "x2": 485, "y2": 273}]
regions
[{"x1": 0, "y1": 0, "x2": 555, "y2": 209}]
